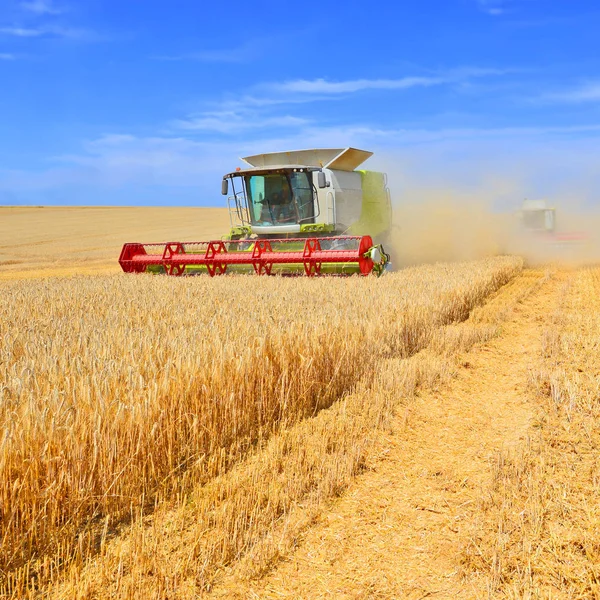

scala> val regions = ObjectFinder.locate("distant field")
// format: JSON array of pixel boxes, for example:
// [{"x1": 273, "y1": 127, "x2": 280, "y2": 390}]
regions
[{"x1": 0, "y1": 206, "x2": 230, "y2": 279}]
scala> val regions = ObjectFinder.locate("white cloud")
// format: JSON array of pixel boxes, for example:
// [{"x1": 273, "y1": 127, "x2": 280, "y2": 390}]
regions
[
  {"x1": 214, "y1": 70, "x2": 506, "y2": 112},
  {"x1": 268, "y1": 77, "x2": 444, "y2": 95},
  {"x1": 20, "y1": 0, "x2": 64, "y2": 15},
  {"x1": 0, "y1": 53, "x2": 16, "y2": 59},
  {"x1": 58, "y1": 134, "x2": 241, "y2": 183},
  {"x1": 1, "y1": 2, "x2": 97, "y2": 42},
  {"x1": 0, "y1": 26, "x2": 41, "y2": 37},
  {"x1": 153, "y1": 35, "x2": 296, "y2": 63},
  {"x1": 380, "y1": 124, "x2": 600, "y2": 145},
  {"x1": 0, "y1": 135, "x2": 230, "y2": 192},
  {"x1": 173, "y1": 111, "x2": 310, "y2": 134},
  {"x1": 87, "y1": 134, "x2": 137, "y2": 147},
  {"x1": 477, "y1": 0, "x2": 506, "y2": 16},
  {"x1": 220, "y1": 94, "x2": 338, "y2": 110},
  {"x1": 154, "y1": 42, "x2": 260, "y2": 64},
  {"x1": 0, "y1": 24, "x2": 96, "y2": 40},
  {"x1": 543, "y1": 82, "x2": 600, "y2": 103},
  {"x1": 264, "y1": 69, "x2": 507, "y2": 96},
  {"x1": 43, "y1": 124, "x2": 600, "y2": 168},
  {"x1": 232, "y1": 123, "x2": 600, "y2": 154},
  {"x1": 4, "y1": 122, "x2": 600, "y2": 206}
]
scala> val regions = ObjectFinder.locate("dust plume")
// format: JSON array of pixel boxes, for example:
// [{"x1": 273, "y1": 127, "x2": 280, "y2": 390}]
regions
[
  {"x1": 372, "y1": 134, "x2": 600, "y2": 267},
  {"x1": 387, "y1": 186, "x2": 509, "y2": 267},
  {"x1": 386, "y1": 185, "x2": 600, "y2": 268}
]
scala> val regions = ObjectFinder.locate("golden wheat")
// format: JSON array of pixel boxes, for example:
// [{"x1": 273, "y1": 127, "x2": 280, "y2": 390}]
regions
[
  {"x1": 0, "y1": 206, "x2": 230, "y2": 279},
  {"x1": 0, "y1": 257, "x2": 522, "y2": 596}
]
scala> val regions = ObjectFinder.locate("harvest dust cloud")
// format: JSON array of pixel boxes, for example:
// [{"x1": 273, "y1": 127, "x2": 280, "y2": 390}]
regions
[{"x1": 388, "y1": 186, "x2": 600, "y2": 267}]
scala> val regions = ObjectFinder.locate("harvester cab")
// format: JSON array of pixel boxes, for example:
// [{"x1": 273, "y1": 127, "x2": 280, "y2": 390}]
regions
[
  {"x1": 222, "y1": 147, "x2": 392, "y2": 241},
  {"x1": 119, "y1": 147, "x2": 393, "y2": 277},
  {"x1": 518, "y1": 199, "x2": 556, "y2": 233},
  {"x1": 514, "y1": 198, "x2": 587, "y2": 255}
]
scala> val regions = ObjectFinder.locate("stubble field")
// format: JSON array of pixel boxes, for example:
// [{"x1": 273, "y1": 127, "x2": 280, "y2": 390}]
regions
[
  {"x1": 1, "y1": 207, "x2": 599, "y2": 599},
  {"x1": 0, "y1": 206, "x2": 230, "y2": 279}
]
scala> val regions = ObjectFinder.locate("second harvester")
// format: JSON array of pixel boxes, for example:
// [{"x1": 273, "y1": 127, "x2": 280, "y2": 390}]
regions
[{"x1": 119, "y1": 147, "x2": 393, "y2": 276}]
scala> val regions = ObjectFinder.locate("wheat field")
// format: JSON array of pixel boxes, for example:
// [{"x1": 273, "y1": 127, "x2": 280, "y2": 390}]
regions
[
  {"x1": 1, "y1": 207, "x2": 599, "y2": 598},
  {"x1": 0, "y1": 206, "x2": 229, "y2": 279},
  {"x1": 0, "y1": 254, "x2": 522, "y2": 597}
]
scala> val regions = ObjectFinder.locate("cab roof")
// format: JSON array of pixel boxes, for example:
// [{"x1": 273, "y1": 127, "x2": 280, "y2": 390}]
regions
[{"x1": 223, "y1": 164, "x2": 314, "y2": 178}]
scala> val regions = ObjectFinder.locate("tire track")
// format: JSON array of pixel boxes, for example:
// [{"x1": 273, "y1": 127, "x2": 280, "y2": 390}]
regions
[{"x1": 220, "y1": 269, "x2": 567, "y2": 599}]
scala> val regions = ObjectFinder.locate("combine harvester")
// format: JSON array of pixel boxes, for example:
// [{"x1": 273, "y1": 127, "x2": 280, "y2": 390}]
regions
[
  {"x1": 119, "y1": 148, "x2": 392, "y2": 276},
  {"x1": 518, "y1": 199, "x2": 556, "y2": 234},
  {"x1": 512, "y1": 199, "x2": 587, "y2": 261}
]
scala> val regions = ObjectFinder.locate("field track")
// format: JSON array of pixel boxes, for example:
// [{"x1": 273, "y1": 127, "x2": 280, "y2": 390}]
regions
[{"x1": 214, "y1": 269, "x2": 574, "y2": 598}]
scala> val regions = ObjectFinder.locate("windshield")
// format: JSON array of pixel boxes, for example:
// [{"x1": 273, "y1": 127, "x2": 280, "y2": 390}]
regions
[
  {"x1": 523, "y1": 210, "x2": 546, "y2": 230},
  {"x1": 244, "y1": 171, "x2": 314, "y2": 226}
]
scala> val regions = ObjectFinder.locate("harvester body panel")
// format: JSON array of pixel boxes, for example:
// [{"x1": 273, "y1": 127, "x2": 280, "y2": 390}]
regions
[{"x1": 241, "y1": 147, "x2": 373, "y2": 172}]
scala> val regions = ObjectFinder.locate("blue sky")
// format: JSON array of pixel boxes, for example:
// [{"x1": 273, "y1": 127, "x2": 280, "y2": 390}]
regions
[{"x1": 1, "y1": 0, "x2": 600, "y2": 207}]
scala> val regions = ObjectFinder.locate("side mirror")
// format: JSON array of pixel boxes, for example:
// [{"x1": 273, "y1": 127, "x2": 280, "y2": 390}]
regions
[
  {"x1": 317, "y1": 171, "x2": 327, "y2": 189},
  {"x1": 221, "y1": 178, "x2": 229, "y2": 196}
]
